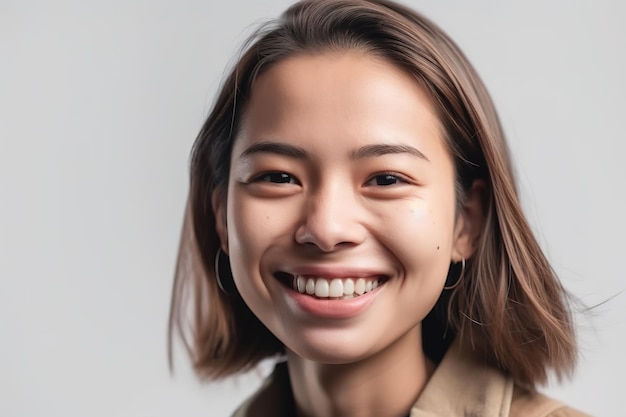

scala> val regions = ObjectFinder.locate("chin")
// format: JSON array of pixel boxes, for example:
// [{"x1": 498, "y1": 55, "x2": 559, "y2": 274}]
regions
[{"x1": 282, "y1": 328, "x2": 380, "y2": 365}]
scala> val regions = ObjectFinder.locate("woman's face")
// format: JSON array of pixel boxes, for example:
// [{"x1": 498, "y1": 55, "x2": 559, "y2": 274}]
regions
[{"x1": 215, "y1": 52, "x2": 475, "y2": 363}]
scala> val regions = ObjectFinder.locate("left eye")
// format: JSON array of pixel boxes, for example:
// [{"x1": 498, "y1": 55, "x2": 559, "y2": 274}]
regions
[
  {"x1": 256, "y1": 172, "x2": 298, "y2": 184},
  {"x1": 366, "y1": 174, "x2": 406, "y2": 186}
]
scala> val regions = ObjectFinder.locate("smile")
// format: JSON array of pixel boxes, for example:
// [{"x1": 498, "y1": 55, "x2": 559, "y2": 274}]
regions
[{"x1": 291, "y1": 275, "x2": 384, "y2": 299}]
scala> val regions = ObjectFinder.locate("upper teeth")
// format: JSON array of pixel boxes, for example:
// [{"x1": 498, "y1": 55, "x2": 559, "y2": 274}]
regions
[{"x1": 292, "y1": 275, "x2": 380, "y2": 298}]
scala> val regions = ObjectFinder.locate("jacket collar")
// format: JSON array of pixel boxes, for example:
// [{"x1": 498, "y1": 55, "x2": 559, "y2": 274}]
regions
[
  {"x1": 232, "y1": 340, "x2": 514, "y2": 417},
  {"x1": 409, "y1": 340, "x2": 513, "y2": 417}
]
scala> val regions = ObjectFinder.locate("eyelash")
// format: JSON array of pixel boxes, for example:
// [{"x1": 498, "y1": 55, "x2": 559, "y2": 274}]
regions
[
  {"x1": 365, "y1": 172, "x2": 411, "y2": 187},
  {"x1": 251, "y1": 171, "x2": 410, "y2": 187},
  {"x1": 252, "y1": 172, "x2": 300, "y2": 185}
]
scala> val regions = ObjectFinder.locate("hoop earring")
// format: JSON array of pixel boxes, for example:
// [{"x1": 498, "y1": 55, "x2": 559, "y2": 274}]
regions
[
  {"x1": 443, "y1": 258, "x2": 465, "y2": 290},
  {"x1": 214, "y1": 248, "x2": 233, "y2": 294}
]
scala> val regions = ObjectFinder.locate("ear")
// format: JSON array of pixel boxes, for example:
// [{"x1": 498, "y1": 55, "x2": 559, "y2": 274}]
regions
[
  {"x1": 451, "y1": 179, "x2": 487, "y2": 262},
  {"x1": 211, "y1": 188, "x2": 229, "y2": 255}
]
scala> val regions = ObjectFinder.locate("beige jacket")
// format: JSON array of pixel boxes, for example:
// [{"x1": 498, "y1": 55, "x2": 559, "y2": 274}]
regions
[{"x1": 231, "y1": 342, "x2": 591, "y2": 417}]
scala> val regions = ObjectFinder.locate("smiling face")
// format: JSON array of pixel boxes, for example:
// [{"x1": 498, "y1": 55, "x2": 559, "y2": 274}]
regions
[{"x1": 213, "y1": 51, "x2": 476, "y2": 364}]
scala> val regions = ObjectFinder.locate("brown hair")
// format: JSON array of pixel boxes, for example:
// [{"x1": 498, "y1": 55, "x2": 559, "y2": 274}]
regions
[{"x1": 168, "y1": 0, "x2": 577, "y2": 388}]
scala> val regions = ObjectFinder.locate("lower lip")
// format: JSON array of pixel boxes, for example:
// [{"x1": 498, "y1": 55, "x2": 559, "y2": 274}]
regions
[{"x1": 285, "y1": 285, "x2": 383, "y2": 320}]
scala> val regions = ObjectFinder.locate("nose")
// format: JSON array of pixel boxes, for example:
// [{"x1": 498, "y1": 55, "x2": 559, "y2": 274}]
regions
[{"x1": 295, "y1": 182, "x2": 366, "y2": 252}]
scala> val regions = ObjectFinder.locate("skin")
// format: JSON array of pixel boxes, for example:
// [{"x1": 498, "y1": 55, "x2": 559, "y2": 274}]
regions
[{"x1": 213, "y1": 52, "x2": 484, "y2": 417}]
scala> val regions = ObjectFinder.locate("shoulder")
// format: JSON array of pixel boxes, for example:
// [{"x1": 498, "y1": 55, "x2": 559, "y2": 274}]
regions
[{"x1": 510, "y1": 385, "x2": 593, "y2": 417}]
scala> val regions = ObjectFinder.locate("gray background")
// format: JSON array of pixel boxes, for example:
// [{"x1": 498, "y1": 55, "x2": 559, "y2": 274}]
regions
[{"x1": 1, "y1": 0, "x2": 624, "y2": 416}]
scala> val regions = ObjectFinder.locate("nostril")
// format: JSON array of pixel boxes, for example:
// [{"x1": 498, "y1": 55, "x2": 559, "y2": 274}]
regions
[{"x1": 294, "y1": 209, "x2": 367, "y2": 252}]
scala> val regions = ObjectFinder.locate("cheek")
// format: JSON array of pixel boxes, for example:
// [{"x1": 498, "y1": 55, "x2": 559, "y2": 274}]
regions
[
  {"x1": 225, "y1": 188, "x2": 298, "y2": 288},
  {"x1": 408, "y1": 200, "x2": 428, "y2": 222},
  {"x1": 226, "y1": 188, "x2": 258, "y2": 282},
  {"x1": 392, "y1": 197, "x2": 455, "y2": 244},
  {"x1": 379, "y1": 196, "x2": 456, "y2": 281}
]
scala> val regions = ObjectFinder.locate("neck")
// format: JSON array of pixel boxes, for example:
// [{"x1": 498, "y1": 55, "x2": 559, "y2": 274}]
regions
[{"x1": 286, "y1": 326, "x2": 434, "y2": 417}]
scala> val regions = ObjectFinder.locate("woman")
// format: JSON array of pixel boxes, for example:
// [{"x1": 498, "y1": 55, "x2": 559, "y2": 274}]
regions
[{"x1": 169, "y1": 1, "x2": 590, "y2": 416}]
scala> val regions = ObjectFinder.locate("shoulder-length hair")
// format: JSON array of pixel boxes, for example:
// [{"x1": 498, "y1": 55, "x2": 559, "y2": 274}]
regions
[{"x1": 169, "y1": 0, "x2": 576, "y2": 388}]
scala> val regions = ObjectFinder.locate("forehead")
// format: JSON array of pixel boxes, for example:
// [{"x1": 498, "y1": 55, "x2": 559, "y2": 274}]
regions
[{"x1": 237, "y1": 51, "x2": 445, "y2": 158}]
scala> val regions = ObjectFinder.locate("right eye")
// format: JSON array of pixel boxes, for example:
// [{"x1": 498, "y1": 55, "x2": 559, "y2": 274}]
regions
[{"x1": 255, "y1": 172, "x2": 298, "y2": 184}]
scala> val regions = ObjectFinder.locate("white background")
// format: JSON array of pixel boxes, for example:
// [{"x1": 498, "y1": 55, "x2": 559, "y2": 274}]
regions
[{"x1": 1, "y1": 1, "x2": 624, "y2": 416}]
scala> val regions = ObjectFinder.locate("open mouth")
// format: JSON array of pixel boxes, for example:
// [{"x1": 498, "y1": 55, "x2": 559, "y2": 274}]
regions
[{"x1": 274, "y1": 272, "x2": 387, "y2": 300}]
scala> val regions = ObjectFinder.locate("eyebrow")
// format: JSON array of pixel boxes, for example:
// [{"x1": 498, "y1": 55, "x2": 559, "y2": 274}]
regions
[
  {"x1": 240, "y1": 141, "x2": 308, "y2": 159},
  {"x1": 239, "y1": 140, "x2": 430, "y2": 162},
  {"x1": 350, "y1": 143, "x2": 430, "y2": 162}
]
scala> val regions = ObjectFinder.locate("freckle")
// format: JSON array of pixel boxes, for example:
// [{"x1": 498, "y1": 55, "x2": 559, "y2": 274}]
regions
[
  {"x1": 437, "y1": 245, "x2": 440, "y2": 250},
  {"x1": 409, "y1": 201, "x2": 425, "y2": 218}
]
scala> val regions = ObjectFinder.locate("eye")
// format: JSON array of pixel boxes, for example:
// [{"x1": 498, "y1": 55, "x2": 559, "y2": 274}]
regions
[
  {"x1": 366, "y1": 173, "x2": 408, "y2": 186},
  {"x1": 255, "y1": 172, "x2": 299, "y2": 184}
]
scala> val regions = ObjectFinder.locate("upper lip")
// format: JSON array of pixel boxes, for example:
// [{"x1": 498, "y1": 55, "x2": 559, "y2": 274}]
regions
[{"x1": 278, "y1": 265, "x2": 390, "y2": 279}]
